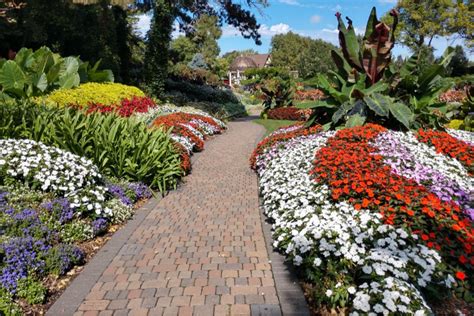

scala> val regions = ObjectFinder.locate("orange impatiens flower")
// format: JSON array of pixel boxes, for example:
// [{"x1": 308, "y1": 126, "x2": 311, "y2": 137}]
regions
[{"x1": 311, "y1": 123, "x2": 474, "y2": 276}]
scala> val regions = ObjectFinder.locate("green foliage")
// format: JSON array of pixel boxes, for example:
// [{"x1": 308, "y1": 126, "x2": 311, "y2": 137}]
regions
[
  {"x1": 188, "y1": 53, "x2": 208, "y2": 70},
  {"x1": 45, "y1": 245, "x2": 85, "y2": 276},
  {"x1": 0, "y1": 0, "x2": 134, "y2": 83},
  {"x1": 0, "y1": 288, "x2": 21, "y2": 316},
  {"x1": 0, "y1": 101, "x2": 182, "y2": 191},
  {"x1": 16, "y1": 277, "x2": 47, "y2": 305},
  {"x1": 383, "y1": 0, "x2": 473, "y2": 53},
  {"x1": 144, "y1": 0, "x2": 173, "y2": 97},
  {"x1": 60, "y1": 221, "x2": 94, "y2": 243},
  {"x1": 270, "y1": 32, "x2": 337, "y2": 78},
  {"x1": 165, "y1": 79, "x2": 239, "y2": 104},
  {"x1": 190, "y1": 14, "x2": 222, "y2": 66},
  {"x1": 243, "y1": 68, "x2": 294, "y2": 111},
  {"x1": 0, "y1": 46, "x2": 113, "y2": 100},
  {"x1": 304, "y1": 7, "x2": 456, "y2": 131},
  {"x1": 336, "y1": 7, "x2": 398, "y2": 85},
  {"x1": 447, "y1": 45, "x2": 470, "y2": 77},
  {"x1": 170, "y1": 36, "x2": 198, "y2": 65}
]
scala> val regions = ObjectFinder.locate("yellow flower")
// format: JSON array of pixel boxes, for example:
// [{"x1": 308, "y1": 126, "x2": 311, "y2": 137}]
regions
[{"x1": 42, "y1": 83, "x2": 145, "y2": 108}]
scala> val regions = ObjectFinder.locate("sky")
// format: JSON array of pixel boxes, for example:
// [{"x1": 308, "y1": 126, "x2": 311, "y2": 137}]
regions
[{"x1": 135, "y1": 0, "x2": 472, "y2": 60}]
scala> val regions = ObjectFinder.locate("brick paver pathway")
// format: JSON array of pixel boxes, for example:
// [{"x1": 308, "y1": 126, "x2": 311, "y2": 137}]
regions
[{"x1": 49, "y1": 118, "x2": 284, "y2": 316}]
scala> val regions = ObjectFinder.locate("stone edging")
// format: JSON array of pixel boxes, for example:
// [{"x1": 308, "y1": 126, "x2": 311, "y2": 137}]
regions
[
  {"x1": 46, "y1": 197, "x2": 161, "y2": 316},
  {"x1": 253, "y1": 125, "x2": 311, "y2": 316}
]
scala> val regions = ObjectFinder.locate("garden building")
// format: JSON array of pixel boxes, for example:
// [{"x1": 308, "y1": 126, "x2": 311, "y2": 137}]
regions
[{"x1": 228, "y1": 53, "x2": 271, "y2": 87}]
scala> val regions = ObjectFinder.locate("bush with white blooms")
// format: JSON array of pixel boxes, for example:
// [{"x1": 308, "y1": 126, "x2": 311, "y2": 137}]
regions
[{"x1": 0, "y1": 139, "x2": 111, "y2": 217}]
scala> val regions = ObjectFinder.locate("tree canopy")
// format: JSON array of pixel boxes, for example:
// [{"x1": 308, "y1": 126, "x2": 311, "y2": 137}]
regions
[
  {"x1": 270, "y1": 32, "x2": 337, "y2": 79},
  {"x1": 382, "y1": 0, "x2": 473, "y2": 52}
]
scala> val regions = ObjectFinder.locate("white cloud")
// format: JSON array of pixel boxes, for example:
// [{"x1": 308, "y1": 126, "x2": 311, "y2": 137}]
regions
[
  {"x1": 310, "y1": 15, "x2": 321, "y2": 24},
  {"x1": 222, "y1": 23, "x2": 291, "y2": 38},
  {"x1": 260, "y1": 23, "x2": 292, "y2": 36},
  {"x1": 278, "y1": 0, "x2": 300, "y2": 5},
  {"x1": 332, "y1": 4, "x2": 342, "y2": 11},
  {"x1": 134, "y1": 13, "x2": 152, "y2": 38}
]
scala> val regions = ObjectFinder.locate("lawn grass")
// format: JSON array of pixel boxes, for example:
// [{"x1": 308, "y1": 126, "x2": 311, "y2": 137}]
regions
[{"x1": 253, "y1": 119, "x2": 298, "y2": 136}]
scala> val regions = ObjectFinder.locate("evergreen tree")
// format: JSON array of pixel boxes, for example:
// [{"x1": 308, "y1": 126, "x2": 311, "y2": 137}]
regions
[{"x1": 144, "y1": 0, "x2": 173, "y2": 96}]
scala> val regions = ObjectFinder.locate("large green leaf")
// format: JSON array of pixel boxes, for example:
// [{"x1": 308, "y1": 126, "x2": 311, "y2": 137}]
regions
[
  {"x1": 345, "y1": 114, "x2": 366, "y2": 127},
  {"x1": 388, "y1": 102, "x2": 413, "y2": 129},
  {"x1": 332, "y1": 101, "x2": 353, "y2": 124},
  {"x1": 400, "y1": 54, "x2": 417, "y2": 78},
  {"x1": 58, "y1": 72, "x2": 80, "y2": 89},
  {"x1": 34, "y1": 73, "x2": 48, "y2": 92},
  {"x1": 62, "y1": 57, "x2": 80, "y2": 76},
  {"x1": 297, "y1": 99, "x2": 336, "y2": 109},
  {"x1": 336, "y1": 13, "x2": 362, "y2": 70},
  {"x1": 364, "y1": 93, "x2": 390, "y2": 117},
  {"x1": 363, "y1": 7, "x2": 378, "y2": 40},
  {"x1": 0, "y1": 61, "x2": 27, "y2": 91}
]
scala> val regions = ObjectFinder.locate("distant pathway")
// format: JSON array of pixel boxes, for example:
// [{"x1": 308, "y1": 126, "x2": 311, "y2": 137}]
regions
[{"x1": 48, "y1": 117, "x2": 303, "y2": 316}]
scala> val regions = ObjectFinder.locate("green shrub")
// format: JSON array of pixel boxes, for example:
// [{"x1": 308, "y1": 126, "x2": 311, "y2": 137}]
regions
[
  {"x1": 16, "y1": 277, "x2": 47, "y2": 305},
  {"x1": 60, "y1": 221, "x2": 94, "y2": 243},
  {"x1": 42, "y1": 82, "x2": 145, "y2": 108},
  {"x1": 165, "y1": 79, "x2": 239, "y2": 104},
  {"x1": 0, "y1": 289, "x2": 21, "y2": 316},
  {"x1": 0, "y1": 100, "x2": 182, "y2": 191}
]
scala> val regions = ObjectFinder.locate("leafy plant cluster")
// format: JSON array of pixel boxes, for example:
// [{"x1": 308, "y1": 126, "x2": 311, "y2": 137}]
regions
[
  {"x1": 303, "y1": 7, "x2": 458, "y2": 131},
  {"x1": 0, "y1": 47, "x2": 113, "y2": 101},
  {"x1": 242, "y1": 67, "x2": 294, "y2": 113},
  {"x1": 0, "y1": 100, "x2": 182, "y2": 192}
]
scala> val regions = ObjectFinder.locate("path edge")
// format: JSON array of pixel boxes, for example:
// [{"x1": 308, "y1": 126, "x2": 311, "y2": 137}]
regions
[
  {"x1": 252, "y1": 122, "x2": 311, "y2": 316},
  {"x1": 46, "y1": 197, "x2": 161, "y2": 316}
]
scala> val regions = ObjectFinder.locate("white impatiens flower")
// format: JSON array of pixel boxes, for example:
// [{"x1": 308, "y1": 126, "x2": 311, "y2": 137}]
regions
[
  {"x1": 254, "y1": 129, "x2": 449, "y2": 314},
  {"x1": 0, "y1": 139, "x2": 110, "y2": 217}
]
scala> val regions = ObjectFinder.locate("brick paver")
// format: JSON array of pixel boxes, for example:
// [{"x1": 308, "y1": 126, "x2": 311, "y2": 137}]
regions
[{"x1": 49, "y1": 119, "x2": 282, "y2": 315}]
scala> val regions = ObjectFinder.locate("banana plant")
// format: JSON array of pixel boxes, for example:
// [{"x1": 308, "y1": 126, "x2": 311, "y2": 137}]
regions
[{"x1": 336, "y1": 7, "x2": 398, "y2": 85}]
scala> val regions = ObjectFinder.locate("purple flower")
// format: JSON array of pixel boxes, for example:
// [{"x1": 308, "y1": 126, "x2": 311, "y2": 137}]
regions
[
  {"x1": 46, "y1": 244, "x2": 84, "y2": 276},
  {"x1": 92, "y1": 218, "x2": 108, "y2": 235},
  {"x1": 127, "y1": 182, "x2": 152, "y2": 200},
  {"x1": 41, "y1": 198, "x2": 75, "y2": 224},
  {"x1": 107, "y1": 184, "x2": 132, "y2": 206},
  {"x1": 0, "y1": 237, "x2": 50, "y2": 293}
]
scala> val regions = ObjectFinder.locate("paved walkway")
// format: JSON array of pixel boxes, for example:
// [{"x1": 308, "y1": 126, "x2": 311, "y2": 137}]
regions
[{"x1": 48, "y1": 118, "x2": 302, "y2": 316}]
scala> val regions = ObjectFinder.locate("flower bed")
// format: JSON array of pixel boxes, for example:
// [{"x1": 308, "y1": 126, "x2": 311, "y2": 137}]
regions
[
  {"x1": 252, "y1": 124, "x2": 473, "y2": 314},
  {"x1": 0, "y1": 139, "x2": 151, "y2": 314},
  {"x1": 295, "y1": 89, "x2": 325, "y2": 101},
  {"x1": 266, "y1": 107, "x2": 311, "y2": 121},
  {"x1": 152, "y1": 111, "x2": 226, "y2": 173}
]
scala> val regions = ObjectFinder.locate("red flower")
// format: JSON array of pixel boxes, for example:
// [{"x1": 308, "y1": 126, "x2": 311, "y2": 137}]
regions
[
  {"x1": 266, "y1": 107, "x2": 311, "y2": 121},
  {"x1": 455, "y1": 271, "x2": 466, "y2": 281}
]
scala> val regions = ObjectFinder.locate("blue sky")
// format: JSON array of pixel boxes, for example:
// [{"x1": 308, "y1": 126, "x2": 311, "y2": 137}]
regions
[{"x1": 135, "y1": 0, "x2": 472, "y2": 59}]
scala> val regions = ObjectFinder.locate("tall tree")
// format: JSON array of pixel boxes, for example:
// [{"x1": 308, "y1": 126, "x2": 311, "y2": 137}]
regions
[
  {"x1": 144, "y1": 0, "x2": 173, "y2": 96},
  {"x1": 270, "y1": 32, "x2": 337, "y2": 78},
  {"x1": 143, "y1": 0, "x2": 266, "y2": 96},
  {"x1": 190, "y1": 14, "x2": 222, "y2": 65},
  {"x1": 383, "y1": 0, "x2": 472, "y2": 53}
]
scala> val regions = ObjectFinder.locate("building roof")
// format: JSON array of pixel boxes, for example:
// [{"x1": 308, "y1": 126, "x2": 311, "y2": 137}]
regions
[
  {"x1": 250, "y1": 54, "x2": 270, "y2": 68},
  {"x1": 229, "y1": 54, "x2": 270, "y2": 71}
]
